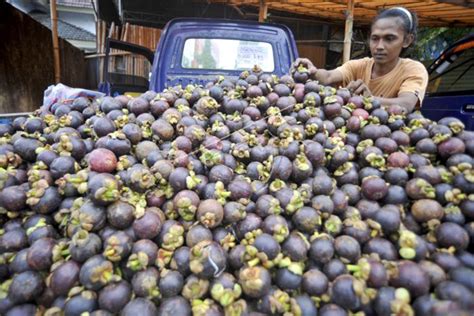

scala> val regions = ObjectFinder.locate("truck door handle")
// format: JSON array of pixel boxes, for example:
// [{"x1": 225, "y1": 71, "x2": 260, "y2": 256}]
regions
[{"x1": 462, "y1": 104, "x2": 474, "y2": 113}]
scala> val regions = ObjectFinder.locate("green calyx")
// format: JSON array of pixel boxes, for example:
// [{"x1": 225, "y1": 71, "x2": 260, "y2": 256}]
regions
[
  {"x1": 219, "y1": 233, "x2": 237, "y2": 251},
  {"x1": 448, "y1": 121, "x2": 464, "y2": 134},
  {"x1": 432, "y1": 133, "x2": 451, "y2": 144},
  {"x1": 26, "y1": 217, "x2": 48, "y2": 236},
  {"x1": 286, "y1": 191, "x2": 304, "y2": 214},
  {"x1": 104, "y1": 237, "x2": 125, "y2": 262},
  {"x1": 303, "y1": 95, "x2": 316, "y2": 107},
  {"x1": 130, "y1": 169, "x2": 156, "y2": 190},
  {"x1": 334, "y1": 162, "x2": 353, "y2": 177},
  {"x1": 273, "y1": 224, "x2": 289, "y2": 243},
  {"x1": 90, "y1": 263, "x2": 120, "y2": 285},
  {"x1": 297, "y1": 64, "x2": 308, "y2": 73},
  {"x1": 295, "y1": 154, "x2": 310, "y2": 171},
  {"x1": 444, "y1": 204, "x2": 461, "y2": 215},
  {"x1": 186, "y1": 171, "x2": 202, "y2": 189},
  {"x1": 58, "y1": 115, "x2": 72, "y2": 128},
  {"x1": 269, "y1": 179, "x2": 286, "y2": 192},
  {"x1": 235, "y1": 162, "x2": 247, "y2": 175},
  {"x1": 215, "y1": 181, "x2": 231, "y2": 205},
  {"x1": 232, "y1": 146, "x2": 250, "y2": 159},
  {"x1": 191, "y1": 298, "x2": 214, "y2": 316},
  {"x1": 363, "y1": 96, "x2": 374, "y2": 110},
  {"x1": 388, "y1": 114, "x2": 404, "y2": 123},
  {"x1": 156, "y1": 248, "x2": 174, "y2": 270},
  {"x1": 464, "y1": 169, "x2": 474, "y2": 183},
  {"x1": 52, "y1": 241, "x2": 70, "y2": 262},
  {"x1": 162, "y1": 225, "x2": 185, "y2": 251},
  {"x1": 117, "y1": 155, "x2": 132, "y2": 171},
  {"x1": 347, "y1": 258, "x2": 371, "y2": 281},
  {"x1": 256, "y1": 163, "x2": 270, "y2": 182},
  {"x1": 114, "y1": 115, "x2": 129, "y2": 128},
  {"x1": 122, "y1": 188, "x2": 147, "y2": 219},
  {"x1": 176, "y1": 104, "x2": 190, "y2": 113},
  {"x1": 391, "y1": 288, "x2": 414, "y2": 316},
  {"x1": 71, "y1": 229, "x2": 90, "y2": 246},
  {"x1": 324, "y1": 215, "x2": 342, "y2": 235},
  {"x1": 243, "y1": 133, "x2": 258, "y2": 147},
  {"x1": 270, "y1": 289, "x2": 292, "y2": 314},
  {"x1": 126, "y1": 252, "x2": 149, "y2": 271},
  {"x1": 450, "y1": 162, "x2": 472, "y2": 175},
  {"x1": 440, "y1": 168, "x2": 454, "y2": 183},
  {"x1": 0, "y1": 152, "x2": 22, "y2": 169},
  {"x1": 418, "y1": 181, "x2": 436, "y2": 199},
  {"x1": 366, "y1": 219, "x2": 383, "y2": 238},
  {"x1": 324, "y1": 95, "x2": 338, "y2": 105},
  {"x1": 141, "y1": 123, "x2": 153, "y2": 139},
  {"x1": 356, "y1": 139, "x2": 374, "y2": 154},
  {"x1": 224, "y1": 299, "x2": 247, "y2": 316},
  {"x1": 365, "y1": 153, "x2": 386, "y2": 170},
  {"x1": 183, "y1": 279, "x2": 210, "y2": 300},
  {"x1": 26, "y1": 179, "x2": 50, "y2": 206},
  {"x1": 211, "y1": 283, "x2": 242, "y2": 307},
  {"x1": 241, "y1": 229, "x2": 262, "y2": 246},
  {"x1": 445, "y1": 188, "x2": 467, "y2": 204},
  {"x1": 94, "y1": 180, "x2": 120, "y2": 203},
  {"x1": 156, "y1": 182, "x2": 174, "y2": 199},
  {"x1": 177, "y1": 197, "x2": 197, "y2": 221},
  {"x1": 305, "y1": 124, "x2": 318, "y2": 136},
  {"x1": 200, "y1": 149, "x2": 222, "y2": 167},
  {"x1": 0, "y1": 279, "x2": 12, "y2": 299}
]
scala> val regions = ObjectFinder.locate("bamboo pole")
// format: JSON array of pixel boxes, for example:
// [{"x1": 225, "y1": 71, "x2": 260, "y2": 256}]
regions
[
  {"x1": 259, "y1": 0, "x2": 268, "y2": 22},
  {"x1": 123, "y1": 23, "x2": 129, "y2": 42},
  {"x1": 50, "y1": 0, "x2": 61, "y2": 83},
  {"x1": 343, "y1": 0, "x2": 354, "y2": 64}
]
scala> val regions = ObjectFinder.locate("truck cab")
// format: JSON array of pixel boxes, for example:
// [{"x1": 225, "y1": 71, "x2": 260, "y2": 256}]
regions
[
  {"x1": 101, "y1": 18, "x2": 299, "y2": 96},
  {"x1": 421, "y1": 34, "x2": 474, "y2": 130}
]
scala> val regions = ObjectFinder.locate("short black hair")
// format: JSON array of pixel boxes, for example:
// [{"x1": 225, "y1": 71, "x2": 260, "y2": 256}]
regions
[{"x1": 372, "y1": 7, "x2": 418, "y2": 55}]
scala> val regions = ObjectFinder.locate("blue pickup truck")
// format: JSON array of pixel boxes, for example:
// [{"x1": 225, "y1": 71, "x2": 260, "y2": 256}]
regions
[
  {"x1": 421, "y1": 34, "x2": 474, "y2": 130},
  {"x1": 100, "y1": 18, "x2": 298, "y2": 95}
]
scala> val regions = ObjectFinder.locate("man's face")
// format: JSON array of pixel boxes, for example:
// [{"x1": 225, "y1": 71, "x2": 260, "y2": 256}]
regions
[{"x1": 370, "y1": 17, "x2": 412, "y2": 65}]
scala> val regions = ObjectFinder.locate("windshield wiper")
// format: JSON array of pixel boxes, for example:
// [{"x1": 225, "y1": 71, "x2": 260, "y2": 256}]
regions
[
  {"x1": 449, "y1": 61, "x2": 474, "y2": 90},
  {"x1": 429, "y1": 56, "x2": 474, "y2": 82}
]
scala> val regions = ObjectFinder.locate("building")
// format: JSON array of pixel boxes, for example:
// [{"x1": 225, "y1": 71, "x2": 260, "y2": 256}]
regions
[{"x1": 8, "y1": 0, "x2": 96, "y2": 52}]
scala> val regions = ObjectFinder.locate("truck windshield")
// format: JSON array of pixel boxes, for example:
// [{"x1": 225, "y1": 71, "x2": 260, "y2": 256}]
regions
[
  {"x1": 181, "y1": 38, "x2": 274, "y2": 72},
  {"x1": 427, "y1": 46, "x2": 474, "y2": 95}
]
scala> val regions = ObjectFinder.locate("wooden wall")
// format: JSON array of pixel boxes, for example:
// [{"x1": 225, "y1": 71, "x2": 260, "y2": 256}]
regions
[
  {"x1": 0, "y1": 3, "x2": 90, "y2": 114},
  {"x1": 296, "y1": 44, "x2": 327, "y2": 68},
  {"x1": 95, "y1": 22, "x2": 161, "y2": 83},
  {"x1": 125, "y1": 24, "x2": 162, "y2": 51}
]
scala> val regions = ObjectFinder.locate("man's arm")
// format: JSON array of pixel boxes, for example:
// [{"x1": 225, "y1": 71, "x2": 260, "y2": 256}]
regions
[
  {"x1": 374, "y1": 92, "x2": 419, "y2": 114},
  {"x1": 291, "y1": 58, "x2": 343, "y2": 86},
  {"x1": 346, "y1": 80, "x2": 420, "y2": 114},
  {"x1": 314, "y1": 69, "x2": 343, "y2": 86}
]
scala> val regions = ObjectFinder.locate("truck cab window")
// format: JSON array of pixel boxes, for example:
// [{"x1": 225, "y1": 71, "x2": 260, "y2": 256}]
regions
[{"x1": 182, "y1": 38, "x2": 274, "y2": 72}]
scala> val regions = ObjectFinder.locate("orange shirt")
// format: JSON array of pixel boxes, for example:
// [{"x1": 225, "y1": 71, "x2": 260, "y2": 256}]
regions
[{"x1": 335, "y1": 57, "x2": 429, "y2": 104}]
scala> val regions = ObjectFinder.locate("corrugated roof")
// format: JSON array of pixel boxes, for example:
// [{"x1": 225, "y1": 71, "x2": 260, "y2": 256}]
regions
[
  {"x1": 209, "y1": 0, "x2": 474, "y2": 27},
  {"x1": 57, "y1": 0, "x2": 93, "y2": 9},
  {"x1": 31, "y1": 13, "x2": 95, "y2": 41}
]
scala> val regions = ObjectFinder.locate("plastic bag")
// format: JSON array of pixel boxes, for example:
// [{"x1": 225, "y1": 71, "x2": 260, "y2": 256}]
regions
[{"x1": 42, "y1": 83, "x2": 105, "y2": 113}]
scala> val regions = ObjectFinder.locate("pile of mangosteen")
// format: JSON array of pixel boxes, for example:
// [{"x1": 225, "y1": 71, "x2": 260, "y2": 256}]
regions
[{"x1": 0, "y1": 63, "x2": 473, "y2": 316}]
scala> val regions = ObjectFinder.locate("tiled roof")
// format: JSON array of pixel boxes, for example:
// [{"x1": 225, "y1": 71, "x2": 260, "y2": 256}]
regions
[
  {"x1": 57, "y1": 0, "x2": 93, "y2": 9},
  {"x1": 31, "y1": 13, "x2": 95, "y2": 41}
]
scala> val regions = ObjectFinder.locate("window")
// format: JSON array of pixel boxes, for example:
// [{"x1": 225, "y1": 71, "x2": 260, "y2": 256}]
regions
[
  {"x1": 181, "y1": 38, "x2": 274, "y2": 72},
  {"x1": 428, "y1": 46, "x2": 474, "y2": 95}
]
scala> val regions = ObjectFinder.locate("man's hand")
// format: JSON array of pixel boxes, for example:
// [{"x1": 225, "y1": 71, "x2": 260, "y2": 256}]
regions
[
  {"x1": 347, "y1": 79, "x2": 372, "y2": 97},
  {"x1": 290, "y1": 58, "x2": 318, "y2": 78}
]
